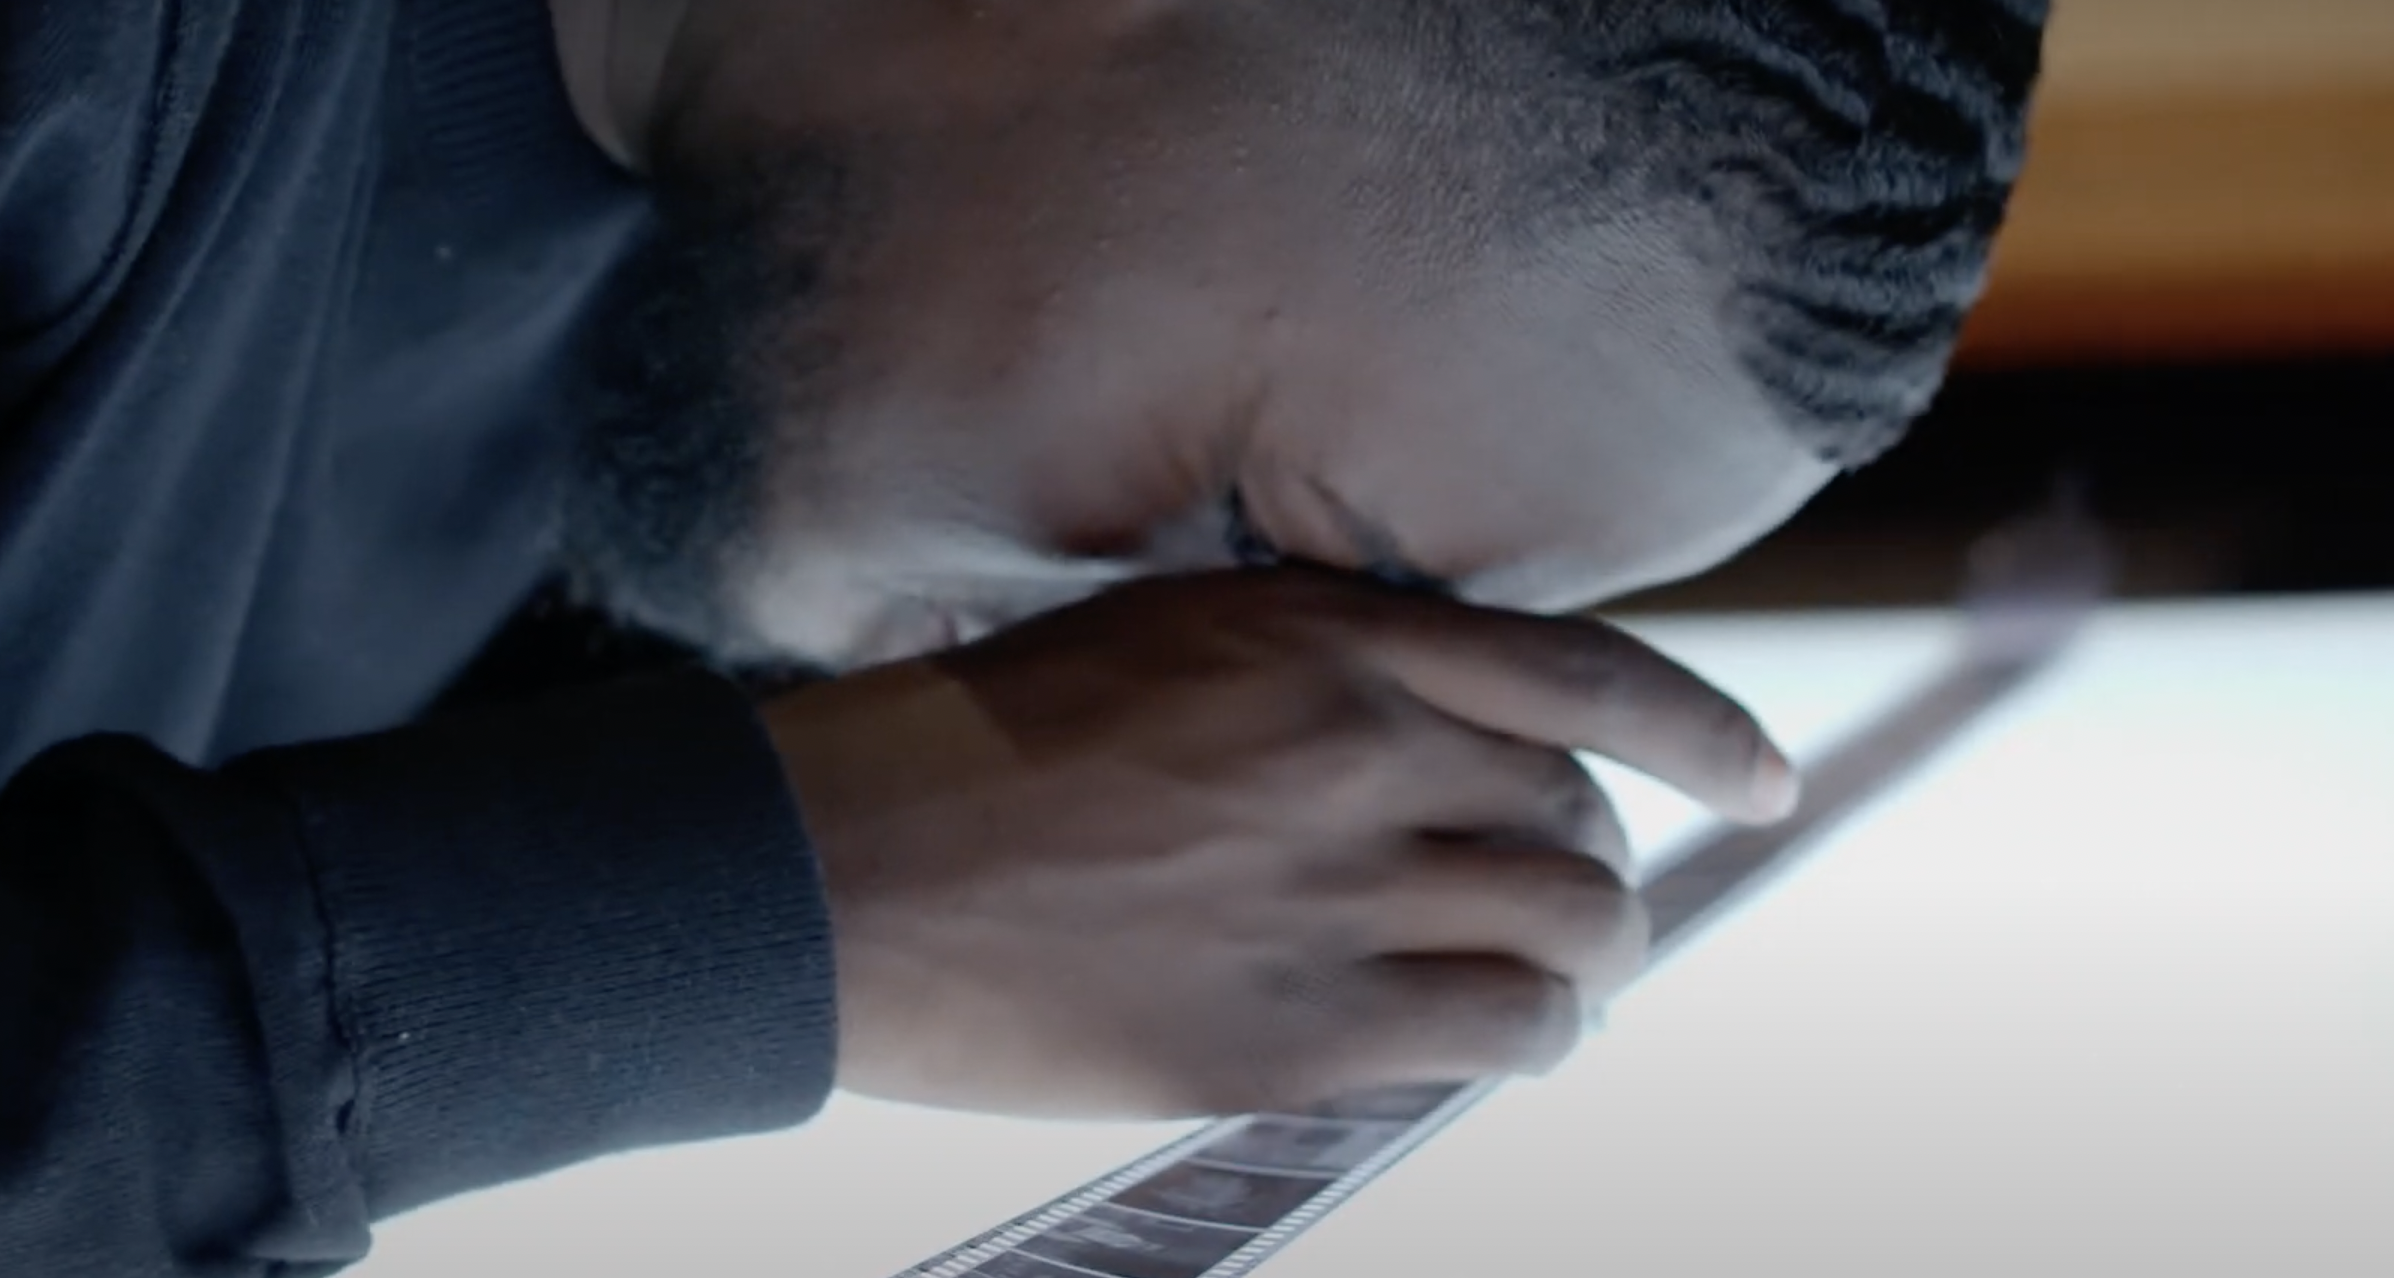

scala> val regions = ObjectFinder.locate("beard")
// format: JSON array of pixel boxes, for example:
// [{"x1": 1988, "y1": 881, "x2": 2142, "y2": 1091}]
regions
[{"x1": 558, "y1": 147, "x2": 857, "y2": 663}]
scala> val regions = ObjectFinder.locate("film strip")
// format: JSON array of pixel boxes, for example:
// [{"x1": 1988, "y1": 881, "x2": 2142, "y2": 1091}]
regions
[{"x1": 892, "y1": 497, "x2": 2112, "y2": 1278}]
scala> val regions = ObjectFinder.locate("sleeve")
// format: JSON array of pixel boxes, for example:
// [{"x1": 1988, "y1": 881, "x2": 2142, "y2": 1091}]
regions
[
  {"x1": 0, "y1": 671, "x2": 840, "y2": 1278},
  {"x1": 1, "y1": 0, "x2": 176, "y2": 345}
]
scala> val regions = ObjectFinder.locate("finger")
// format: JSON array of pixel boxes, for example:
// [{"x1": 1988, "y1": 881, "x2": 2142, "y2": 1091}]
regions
[
  {"x1": 1356, "y1": 840, "x2": 1649, "y2": 999},
  {"x1": 1327, "y1": 588, "x2": 1800, "y2": 824},
  {"x1": 1315, "y1": 955, "x2": 1587, "y2": 1095},
  {"x1": 1379, "y1": 710, "x2": 1631, "y2": 873}
]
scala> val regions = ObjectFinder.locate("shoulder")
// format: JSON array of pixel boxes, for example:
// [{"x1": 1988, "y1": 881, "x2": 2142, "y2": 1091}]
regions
[{"x1": 0, "y1": 1, "x2": 386, "y2": 348}]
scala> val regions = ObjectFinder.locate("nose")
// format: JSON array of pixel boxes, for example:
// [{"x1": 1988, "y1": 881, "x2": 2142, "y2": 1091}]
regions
[
  {"x1": 950, "y1": 612, "x2": 997, "y2": 647},
  {"x1": 847, "y1": 598, "x2": 964, "y2": 668}
]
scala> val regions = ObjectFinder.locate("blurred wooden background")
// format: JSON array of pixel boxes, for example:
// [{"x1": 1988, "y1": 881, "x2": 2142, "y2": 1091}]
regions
[
  {"x1": 1627, "y1": 0, "x2": 2394, "y2": 616},
  {"x1": 1962, "y1": 0, "x2": 2394, "y2": 366}
]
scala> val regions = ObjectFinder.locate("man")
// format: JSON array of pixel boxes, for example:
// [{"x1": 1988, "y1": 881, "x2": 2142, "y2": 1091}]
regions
[{"x1": 0, "y1": 0, "x2": 2043, "y2": 1273}]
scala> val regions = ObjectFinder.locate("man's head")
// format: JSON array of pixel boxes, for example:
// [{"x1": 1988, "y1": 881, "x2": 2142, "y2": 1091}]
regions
[{"x1": 557, "y1": 0, "x2": 2045, "y2": 669}]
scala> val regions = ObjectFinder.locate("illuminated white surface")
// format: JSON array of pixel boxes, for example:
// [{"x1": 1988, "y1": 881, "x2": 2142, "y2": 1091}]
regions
[{"x1": 358, "y1": 596, "x2": 2394, "y2": 1278}]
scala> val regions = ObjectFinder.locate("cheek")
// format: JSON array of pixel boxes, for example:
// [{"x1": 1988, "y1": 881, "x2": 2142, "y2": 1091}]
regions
[
  {"x1": 838, "y1": 266, "x2": 1244, "y2": 554},
  {"x1": 957, "y1": 351, "x2": 1239, "y2": 564}
]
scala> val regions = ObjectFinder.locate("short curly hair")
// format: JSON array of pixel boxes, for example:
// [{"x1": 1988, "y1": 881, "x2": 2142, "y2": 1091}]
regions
[{"x1": 1400, "y1": 0, "x2": 2046, "y2": 465}]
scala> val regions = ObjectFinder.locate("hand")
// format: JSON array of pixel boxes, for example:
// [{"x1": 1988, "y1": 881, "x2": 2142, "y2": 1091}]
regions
[{"x1": 764, "y1": 568, "x2": 1797, "y2": 1120}]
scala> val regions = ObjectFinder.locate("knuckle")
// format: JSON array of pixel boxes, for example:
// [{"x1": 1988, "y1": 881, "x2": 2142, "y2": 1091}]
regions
[
  {"x1": 1701, "y1": 695, "x2": 1770, "y2": 781},
  {"x1": 1463, "y1": 739, "x2": 1609, "y2": 846},
  {"x1": 1529, "y1": 853, "x2": 1641, "y2": 981},
  {"x1": 1484, "y1": 963, "x2": 1570, "y2": 1026},
  {"x1": 1531, "y1": 620, "x2": 1637, "y2": 696},
  {"x1": 1566, "y1": 783, "x2": 1631, "y2": 868},
  {"x1": 1483, "y1": 970, "x2": 1582, "y2": 1074},
  {"x1": 1542, "y1": 753, "x2": 1615, "y2": 839},
  {"x1": 1543, "y1": 853, "x2": 1635, "y2": 931}
]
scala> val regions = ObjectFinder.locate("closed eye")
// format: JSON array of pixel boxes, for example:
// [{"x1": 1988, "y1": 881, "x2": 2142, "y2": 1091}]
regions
[
  {"x1": 1223, "y1": 488, "x2": 1452, "y2": 597},
  {"x1": 1223, "y1": 490, "x2": 1285, "y2": 569}
]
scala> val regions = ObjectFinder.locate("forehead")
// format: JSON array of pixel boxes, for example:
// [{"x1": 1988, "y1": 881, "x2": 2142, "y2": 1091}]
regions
[{"x1": 1282, "y1": 220, "x2": 1823, "y2": 591}]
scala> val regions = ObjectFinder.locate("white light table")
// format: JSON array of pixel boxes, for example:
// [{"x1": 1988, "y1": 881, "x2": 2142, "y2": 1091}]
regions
[{"x1": 358, "y1": 596, "x2": 2394, "y2": 1278}]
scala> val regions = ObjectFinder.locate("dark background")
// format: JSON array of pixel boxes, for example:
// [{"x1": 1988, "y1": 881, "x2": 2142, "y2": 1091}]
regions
[{"x1": 1620, "y1": 356, "x2": 2391, "y2": 614}]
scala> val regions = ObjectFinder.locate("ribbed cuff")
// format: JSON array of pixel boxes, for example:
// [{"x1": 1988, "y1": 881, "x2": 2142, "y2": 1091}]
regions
[
  {"x1": 405, "y1": 0, "x2": 631, "y2": 219},
  {"x1": 233, "y1": 671, "x2": 837, "y2": 1218}
]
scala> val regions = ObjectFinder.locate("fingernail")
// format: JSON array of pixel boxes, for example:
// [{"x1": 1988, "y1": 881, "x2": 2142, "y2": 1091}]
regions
[{"x1": 1750, "y1": 742, "x2": 1802, "y2": 821}]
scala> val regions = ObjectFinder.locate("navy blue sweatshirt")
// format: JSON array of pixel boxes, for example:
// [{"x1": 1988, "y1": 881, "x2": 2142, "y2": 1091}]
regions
[{"x1": 1, "y1": 1, "x2": 840, "y2": 1272}]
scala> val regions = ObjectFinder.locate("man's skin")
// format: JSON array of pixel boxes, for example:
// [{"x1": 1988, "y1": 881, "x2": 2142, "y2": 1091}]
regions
[
  {"x1": 538, "y1": 0, "x2": 1850, "y2": 1120},
  {"x1": 550, "y1": 0, "x2": 1839, "y2": 665}
]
